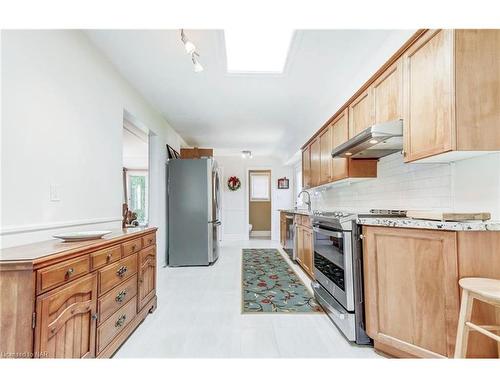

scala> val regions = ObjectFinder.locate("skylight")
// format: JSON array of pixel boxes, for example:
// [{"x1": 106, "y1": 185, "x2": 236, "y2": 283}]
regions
[{"x1": 224, "y1": 29, "x2": 294, "y2": 74}]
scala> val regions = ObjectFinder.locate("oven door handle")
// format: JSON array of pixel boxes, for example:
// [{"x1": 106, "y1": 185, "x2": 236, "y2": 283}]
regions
[{"x1": 313, "y1": 227, "x2": 344, "y2": 238}]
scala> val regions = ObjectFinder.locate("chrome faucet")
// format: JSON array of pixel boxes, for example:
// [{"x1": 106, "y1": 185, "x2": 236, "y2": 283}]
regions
[{"x1": 297, "y1": 190, "x2": 311, "y2": 212}]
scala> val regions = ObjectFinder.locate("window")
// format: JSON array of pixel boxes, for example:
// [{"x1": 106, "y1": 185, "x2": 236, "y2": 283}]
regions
[
  {"x1": 126, "y1": 170, "x2": 149, "y2": 224},
  {"x1": 250, "y1": 172, "x2": 270, "y2": 201}
]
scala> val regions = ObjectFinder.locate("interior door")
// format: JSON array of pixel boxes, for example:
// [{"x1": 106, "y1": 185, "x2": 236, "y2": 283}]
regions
[{"x1": 35, "y1": 274, "x2": 97, "y2": 358}]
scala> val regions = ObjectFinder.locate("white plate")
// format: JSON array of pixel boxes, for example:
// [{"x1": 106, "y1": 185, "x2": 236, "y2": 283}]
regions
[{"x1": 53, "y1": 230, "x2": 112, "y2": 242}]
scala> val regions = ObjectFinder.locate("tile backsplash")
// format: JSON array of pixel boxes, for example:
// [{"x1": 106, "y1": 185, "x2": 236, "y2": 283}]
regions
[{"x1": 309, "y1": 152, "x2": 500, "y2": 220}]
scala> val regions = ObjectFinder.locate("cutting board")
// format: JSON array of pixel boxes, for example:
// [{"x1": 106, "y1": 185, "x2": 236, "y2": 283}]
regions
[{"x1": 405, "y1": 211, "x2": 491, "y2": 222}]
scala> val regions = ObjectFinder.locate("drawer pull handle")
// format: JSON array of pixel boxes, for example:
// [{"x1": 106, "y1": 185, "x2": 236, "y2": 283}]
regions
[
  {"x1": 115, "y1": 315, "x2": 127, "y2": 327},
  {"x1": 115, "y1": 290, "x2": 127, "y2": 303},
  {"x1": 116, "y1": 265, "x2": 128, "y2": 277},
  {"x1": 66, "y1": 268, "x2": 75, "y2": 277},
  {"x1": 148, "y1": 239, "x2": 152, "y2": 244},
  {"x1": 106, "y1": 253, "x2": 113, "y2": 262},
  {"x1": 91, "y1": 313, "x2": 98, "y2": 321},
  {"x1": 132, "y1": 245, "x2": 136, "y2": 251}
]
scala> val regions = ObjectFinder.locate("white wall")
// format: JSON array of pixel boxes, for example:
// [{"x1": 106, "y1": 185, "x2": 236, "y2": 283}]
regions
[
  {"x1": 216, "y1": 155, "x2": 294, "y2": 242},
  {"x1": 1, "y1": 30, "x2": 187, "y2": 266},
  {"x1": 308, "y1": 152, "x2": 500, "y2": 220}
]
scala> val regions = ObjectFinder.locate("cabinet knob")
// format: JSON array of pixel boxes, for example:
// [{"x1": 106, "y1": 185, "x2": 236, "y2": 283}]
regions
[
  {"x1": 66, "y1": 268, "x2": 74, "y2": 277},
  {"x1": 91, "y1": 313, "x2": 98, "y2": 321},
  {"x1": 132, "y1": 245, "x2": 136, "y2": 251},
  {"x1": 115, "y1": 290, "x2": 127, "y2": 303},
  {"x1": 116, "y1": 265, "x2": 128, "y2": 277},
  {"x1": 115, "y1": 315, "x2": 127, "y2": 327},
  {"x1": 106, "y1": 253, "x2": 112, "y2": 262}
]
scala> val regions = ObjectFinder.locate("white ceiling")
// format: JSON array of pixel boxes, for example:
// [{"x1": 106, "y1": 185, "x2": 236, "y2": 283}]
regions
[{"x1": 86, "y1": 29, "x2": 416, "y2": 162}]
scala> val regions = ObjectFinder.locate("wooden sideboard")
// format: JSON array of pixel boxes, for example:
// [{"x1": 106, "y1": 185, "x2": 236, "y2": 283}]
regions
[{"x1": 0, "y1": 227, "x2": 157, "y2": 358}]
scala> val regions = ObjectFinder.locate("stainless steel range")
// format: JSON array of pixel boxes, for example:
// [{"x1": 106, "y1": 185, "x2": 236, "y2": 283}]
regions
[
  {"x1": 311, "y1": 210, "x2": 369, "y2": 345},
  {"x1": 311, "y1": 209, "x2": 406, "y2": 345}
]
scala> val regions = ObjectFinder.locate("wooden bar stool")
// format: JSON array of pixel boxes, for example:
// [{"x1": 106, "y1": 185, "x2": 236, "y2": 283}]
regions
[{"x1": 454, "y1": 277, "x2": 500, "y2": 358}]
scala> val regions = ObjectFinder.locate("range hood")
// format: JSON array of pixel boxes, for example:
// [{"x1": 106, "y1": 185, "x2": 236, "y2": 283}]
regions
[{"x1": 331, "y1": 119, "x2": 403, "y2": 159}]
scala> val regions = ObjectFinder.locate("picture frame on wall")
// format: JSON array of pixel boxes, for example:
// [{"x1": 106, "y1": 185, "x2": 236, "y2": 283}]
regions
[{"x1": 277, "y1": 177, "x2": 289, "y2": 189}]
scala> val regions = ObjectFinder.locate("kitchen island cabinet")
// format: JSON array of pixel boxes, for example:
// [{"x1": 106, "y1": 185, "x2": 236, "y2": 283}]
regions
[{"x1": 362, "y1": 225, "x2": 500, "y2": 358}]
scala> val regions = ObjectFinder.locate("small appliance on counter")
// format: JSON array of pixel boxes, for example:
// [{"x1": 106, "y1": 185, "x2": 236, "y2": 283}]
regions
[{"x1": 166, "y1": 158, "x2": 221, "y2": 266}]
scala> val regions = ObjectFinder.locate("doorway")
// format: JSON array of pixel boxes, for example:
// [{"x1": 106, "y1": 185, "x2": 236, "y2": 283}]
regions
[
  {"x1": 122, "y1": 117, "x2": 149, "y2": 226},
  {"x1": 248, "y1": 170, "x2": 271, "y2": 239}
]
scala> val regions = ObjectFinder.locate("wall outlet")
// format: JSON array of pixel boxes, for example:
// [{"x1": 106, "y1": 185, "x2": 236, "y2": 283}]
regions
[{"x1": 50, "y1": 184, "x2": 61, "y2": 201}]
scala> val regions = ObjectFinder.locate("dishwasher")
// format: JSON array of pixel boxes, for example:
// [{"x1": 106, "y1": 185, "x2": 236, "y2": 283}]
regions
[{"x1": 283, "y1": 214, "x2": 295, "y2": 261}]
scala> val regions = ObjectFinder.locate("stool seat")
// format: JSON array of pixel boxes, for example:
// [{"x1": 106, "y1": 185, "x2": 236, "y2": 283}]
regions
[{"x1": 459, "y1": 277, "x2": 500, "y2": 303}]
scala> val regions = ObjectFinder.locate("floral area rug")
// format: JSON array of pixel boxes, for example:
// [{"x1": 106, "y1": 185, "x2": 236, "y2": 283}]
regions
[{"x1": 242, "y1": 248, "x2": 323, "y2": 313}]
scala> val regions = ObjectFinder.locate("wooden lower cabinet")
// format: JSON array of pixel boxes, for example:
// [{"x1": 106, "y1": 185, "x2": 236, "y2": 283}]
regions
[
  {"x1": 280, "y1": 212, "x2": 287, "y2": 248},
  {"x1": 362, "y1": 226, "x2": 500, "y2": 358},
  {"x1": 0, "y1": 228, "x2": 157, "y2": 359},
  {"x1": 34, "y1": 273, "x2": 98, "y2": 358},
  {"x1": 295, "y1": 215, "x2": 314, "y2": 279},
  {"x1": 138, "y1": 246, "x2": 156, "y2": 311}
]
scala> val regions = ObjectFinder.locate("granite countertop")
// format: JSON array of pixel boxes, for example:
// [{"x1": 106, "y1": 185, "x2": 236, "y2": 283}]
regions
[{"x1": 357, "y1": 217, "x2": 500, "y2": 231}]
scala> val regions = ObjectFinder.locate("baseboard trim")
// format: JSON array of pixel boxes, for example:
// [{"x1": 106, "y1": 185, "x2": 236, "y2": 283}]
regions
[
  {"x1": 0, "y1": 217, "x2": 122, "y2": 235},
  {"x1": 250, "y1": 230, "x2": 271, "y2": 237}
]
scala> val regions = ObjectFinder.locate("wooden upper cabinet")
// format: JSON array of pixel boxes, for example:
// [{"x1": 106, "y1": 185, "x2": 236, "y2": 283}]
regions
[
  {"x1": 319, "y1": 125, "x2": 333, "y2": 185},
  {"x1": 403, "y1": 29, "x2": 500, "y2": 162},
  {"x1": 348, "y1": 88, "x2": 372, "y2": 138},
  {"x1": 372, "y1": 58, "x2": 403, "y2": 124},
  {"x1": 331, "y1": 109, "x2": 349, "y2": 181},
  {"x1": 309, "y1": 138, "x2": 321, "y2": 188},
  {"x1": 35, "y1": 274, "x2": 98, "y2": 358},
  {"x1": 302, "y1": 146, "x2": 311, "y2": 189},
  {"x1": 363, "y1": 226, "x2": 459, "y2": 358},
  {"x1": 403, "y1": 29, "x2": 454, "y2": 162}
]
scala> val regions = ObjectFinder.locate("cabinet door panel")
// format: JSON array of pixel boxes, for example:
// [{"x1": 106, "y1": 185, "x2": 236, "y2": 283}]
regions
[
  {"x1": 138, "y1": 246, "x2": 156, "y2": 311},
  {"x1": 349, "y1": 89, "x2": 372, "y2": 137},
  {"x1": 363, "y1": 226, "x2": 459, "y2": 358},
  {"x1": 372, "y1": 59, "x2": 403, "y2": 124},
  {"x1": 35, "y1": 273, "x2": 97, "y2": 358},
  {"x1": 302, "y1": 147, "x2": 311, "y2": 189},
  {"x1": 403, "y1": 29, "x2": 454, "y2": 161},
  {"x1": 331, "y1": 109, "x2": 349, "y2": 181},
  {"x1": 319, "y1": 126, "x2": 333, "y2": 184},
  {"x1": 309, "y1": 139, "x2": 321, "y2": 188}
]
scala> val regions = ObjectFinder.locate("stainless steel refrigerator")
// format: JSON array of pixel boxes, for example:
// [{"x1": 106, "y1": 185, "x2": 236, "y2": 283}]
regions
[{"x1": 166, "y1": 158, "x2": 221, "y2": 266}]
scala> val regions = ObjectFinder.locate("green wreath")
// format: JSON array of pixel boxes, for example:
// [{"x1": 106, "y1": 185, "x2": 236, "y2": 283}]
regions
[{"x1": 227, "y1": 176, "x2": 241, "y2": 191}]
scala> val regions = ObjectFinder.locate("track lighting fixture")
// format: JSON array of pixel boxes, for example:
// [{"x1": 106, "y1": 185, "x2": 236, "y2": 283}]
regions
[{"x1": 180, "y1": 29, "x2": 204, "y2": 73}]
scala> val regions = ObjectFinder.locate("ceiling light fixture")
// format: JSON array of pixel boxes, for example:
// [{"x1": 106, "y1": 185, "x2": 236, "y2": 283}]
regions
[
  {"x1": 180, "y1": 29, "x2": 204, "y2": 73},
  {"x1": 241, "y1": 150, "x2": 253, "y2": 159}
]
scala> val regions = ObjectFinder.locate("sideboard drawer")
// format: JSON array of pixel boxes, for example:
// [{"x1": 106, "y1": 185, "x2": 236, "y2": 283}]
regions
[
  {"x1": 90, "y1": 245, "x2": 122, "y2": 271},
  {"x1": 97, "y1": 298, "x2": 137, "y2": 354},
  {"x1": 142, "y1": 233, "x2": 156, "y2": 248},
  {"x1": 37, "y1": 255, "x2": 90, "y2": 294},
  {"x1": 122, "y1": 238, "x2": 142, "y2": 258},
  {"x1": 98, "y1": 254, "x2": 137, "y2": 296},
  {"x1": 98, "y1": 274, "x2": 137, "y2": 324}
]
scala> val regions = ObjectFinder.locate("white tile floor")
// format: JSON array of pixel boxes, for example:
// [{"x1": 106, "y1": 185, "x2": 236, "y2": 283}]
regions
[{"x1": 114, "y1": 239, "x2": 380, "y2": 358}]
